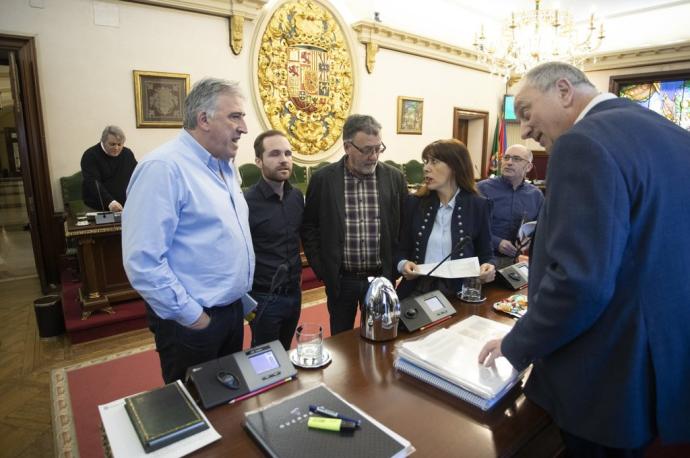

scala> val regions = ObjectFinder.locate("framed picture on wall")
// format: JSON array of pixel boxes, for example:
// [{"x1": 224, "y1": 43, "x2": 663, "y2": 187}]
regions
[
  {"x1": 133, "y1": 70, "x2": 191, "y2": 128},
  {"x1": 397, "y1": 96, "x2": 424, "y2": 134}
]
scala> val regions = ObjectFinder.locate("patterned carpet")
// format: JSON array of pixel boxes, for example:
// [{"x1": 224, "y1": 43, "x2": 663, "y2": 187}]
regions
[{"x1": 50, "y1": 297, "x2": 333, "y2": 457}]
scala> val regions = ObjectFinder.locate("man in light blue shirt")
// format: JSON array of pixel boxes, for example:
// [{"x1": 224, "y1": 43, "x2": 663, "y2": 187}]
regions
[{"x1": 122, "y1": 78, "x2": 254, "y2": 383}]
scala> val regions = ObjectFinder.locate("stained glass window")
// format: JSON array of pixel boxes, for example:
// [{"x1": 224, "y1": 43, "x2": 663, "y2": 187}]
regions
[{"x1": 619, "y1": 80, "x2": 690, "y2": 131}]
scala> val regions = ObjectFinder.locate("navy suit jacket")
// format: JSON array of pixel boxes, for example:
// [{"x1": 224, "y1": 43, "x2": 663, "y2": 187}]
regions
[
  {"x1": 502, "y1": 97, "x2": 690, "y2": 447},
  {"x1": 395, "y1": 190, "x2": 494, "y2": 299}
]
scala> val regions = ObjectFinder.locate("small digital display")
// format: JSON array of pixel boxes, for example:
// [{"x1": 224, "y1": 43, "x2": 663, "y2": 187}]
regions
[
  {"x1": 517, "y1": 264, "x2": 529, "y2": 280},
  {"x1": 248, "y1": 350, "x2": 279, "y2": 374},
  {"x1": 504, "y1": 95, "x2": 517, "y2": 121},
  {"x1": 424, "y1": 296, "x2": 445, "y2": 312}
]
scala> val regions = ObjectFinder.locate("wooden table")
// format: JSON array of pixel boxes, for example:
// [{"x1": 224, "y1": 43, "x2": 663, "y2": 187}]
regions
[
  {"x1": 64, "y1": 217, "x2": 139, "y2": 318},
  {"x1": 194, "y1": 284, "x2": 563, "y2": 457}
]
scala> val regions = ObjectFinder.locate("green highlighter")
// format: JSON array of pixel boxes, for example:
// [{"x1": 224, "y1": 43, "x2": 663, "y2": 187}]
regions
[{"x1": 308, "y1": 416, "x2": 358, "y2": 432}]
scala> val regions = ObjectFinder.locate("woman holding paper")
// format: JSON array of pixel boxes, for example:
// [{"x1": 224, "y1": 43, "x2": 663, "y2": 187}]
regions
[{"x1": 396, "y1": 139, "x2": 495, "y2": 299}]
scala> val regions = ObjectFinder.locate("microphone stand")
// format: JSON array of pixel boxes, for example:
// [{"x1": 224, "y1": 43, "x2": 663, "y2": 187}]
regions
[
  {"x1": 95, "y1": 179, "x2": 107, "y2": 211},
  {"x1": 425, "y1": 236, "x2": 472, "y2": 277},
  {"x1": 413, "y1": 236, "x2": 472, "y2": 295}
]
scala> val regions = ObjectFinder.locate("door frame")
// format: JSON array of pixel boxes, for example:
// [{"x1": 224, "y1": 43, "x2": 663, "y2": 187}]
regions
[
  {"x1": 452, "y1": 108, "x2": 489, "y2": 178},
  {"x1": 1, "y1": 34, "x2": 58, "y2": 291}
]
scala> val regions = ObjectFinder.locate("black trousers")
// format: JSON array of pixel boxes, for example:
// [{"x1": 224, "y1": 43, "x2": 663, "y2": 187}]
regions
[
  {"x1": 560, "y1": 429, "x2": 649, "y2": 458},
  {"x1": 249, "y1": 289, "x2": 302, "y2": 350},
  {"x1": 327, "y1": 274, "x2": 371, "y2": 336},
  {"x1": 145, "y1": 301, "x2": 244, "y2": 384}
]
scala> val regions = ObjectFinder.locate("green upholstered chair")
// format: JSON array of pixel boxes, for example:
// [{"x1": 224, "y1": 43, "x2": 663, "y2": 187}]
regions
[
  {"x1": 307, "y1": 162, "x2": 330, "y2": 181},
  {"x1": 59, "y1": 171, "x2": 90, "y2": 217},
  {"x1": 384, "y1": 160, "x2": 404, "y2": 173},
  {"x1": 239, "y1": 163, "x2": 262, "y2": 190},
  {"x1": 403, "y1": 159, "x2": 424, "y2": 186},
  {"x1": 289, "y1": 164, "x2": 308, "y2": 194}
]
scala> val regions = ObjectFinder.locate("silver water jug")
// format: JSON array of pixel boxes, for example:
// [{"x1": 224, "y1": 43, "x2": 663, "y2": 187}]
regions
[{"x1": 360, "y1": 277, "x2": 401, "y2": 341}]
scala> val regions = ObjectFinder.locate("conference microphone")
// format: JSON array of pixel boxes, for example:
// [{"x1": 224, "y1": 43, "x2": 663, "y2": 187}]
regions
[
  {"x1": 95, "y1": 179, "x2": 107, "y2": 211},
  {"x1": 399, "y1": 236, "x2": 472, "y2": 332},
  {"x1": 94, "y1": 179, "x2": 116, "y2": 225},
  {"x1": 425, "y1": 235, "x2": 472, "y2": 277}
]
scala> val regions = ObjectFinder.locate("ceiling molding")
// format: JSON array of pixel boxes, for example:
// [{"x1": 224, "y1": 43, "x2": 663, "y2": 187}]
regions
[
  {"x1": 353, "y1": 21, "x2": 690, "y2": 75},
  {"x1": 583, "y1": 41, "x2": 690, "y2": 71},
  {"x1": 352, "y1": 21, "x2": 491, "y2": 74},
  {"x1": 122, "y1": 0, "x2": 268, "y2": 19}
]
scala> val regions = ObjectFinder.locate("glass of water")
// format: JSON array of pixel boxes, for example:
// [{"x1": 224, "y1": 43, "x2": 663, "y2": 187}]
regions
[
  {"x1": 459, "y1": 277, "x2": 483, "y2": 303},
  {"x1": 296, "y1": 323, "x2": 323, "y2": 366}
]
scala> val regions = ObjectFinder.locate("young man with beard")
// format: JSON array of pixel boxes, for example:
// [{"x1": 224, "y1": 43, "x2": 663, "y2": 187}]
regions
[{"x1": 245, "y1": 130, "x2": 304, "y2": 350}]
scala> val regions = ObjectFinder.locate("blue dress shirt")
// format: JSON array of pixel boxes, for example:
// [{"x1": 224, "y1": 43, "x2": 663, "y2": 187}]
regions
[
  {"x1": 477, "y1": 176, "x2": 543, "y2": 252},
  {"x1": 122, "y1": 130, "x2": 255, "y2": 326},
  {"x1": 424, "y1": 189, "x2": 459, "y2": 264}
]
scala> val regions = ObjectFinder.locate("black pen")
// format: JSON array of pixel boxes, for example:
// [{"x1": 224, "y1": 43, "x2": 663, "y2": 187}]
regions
[{"x1": 308, "y1": 404, "x2": 362, "y2": 427}]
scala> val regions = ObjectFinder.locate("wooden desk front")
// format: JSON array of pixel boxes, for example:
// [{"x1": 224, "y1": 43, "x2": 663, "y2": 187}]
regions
[
  {"x1": 194, "y1": 285, "x2": 561, "y2": 457},
  {"x1": 64, "y1": 218, "x2": 139, "y2": 317}
]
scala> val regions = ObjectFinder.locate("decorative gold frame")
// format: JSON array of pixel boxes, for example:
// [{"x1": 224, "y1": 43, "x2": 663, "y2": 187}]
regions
[
  {"x1": 251, "y1": 0, "x2": 357, "y2": 163},
  {"x1": 397, "y1": 96, "x2": 424, "y2": 134},
  {"x1": 133, "y1": 70, "x2": 190, "y2": 128}
]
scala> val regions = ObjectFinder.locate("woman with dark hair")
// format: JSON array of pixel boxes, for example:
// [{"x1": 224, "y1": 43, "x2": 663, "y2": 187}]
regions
[{"x1": 396, "y1": 139, "x2": 495, "y2": 299}]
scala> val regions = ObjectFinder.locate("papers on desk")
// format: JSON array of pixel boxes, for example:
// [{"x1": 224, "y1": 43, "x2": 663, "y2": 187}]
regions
[
  {"x1": 413, "y1": 256, "x2": 479, "y2": 279},
  {"x1": 99, "y1": 381, "x2": 221, "y2": 458},
  {"x1": 518, "y1": 221, "x2": 537, "y2": 240},
  {"x1": 395, "y1": 315, "x2": 522, "y2": 410}
]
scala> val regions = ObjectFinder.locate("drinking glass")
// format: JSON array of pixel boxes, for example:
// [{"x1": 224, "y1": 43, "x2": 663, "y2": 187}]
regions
[{"x1": 296, "y1": 323, "x2": 323, "y2": 366}]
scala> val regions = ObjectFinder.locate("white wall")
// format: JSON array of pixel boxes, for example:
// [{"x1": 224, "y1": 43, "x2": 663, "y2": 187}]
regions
[
  {"x1": 12, "y1": 0, "x2": 660, "y2": 211},
  {"x1": 355, "y1": 46, "x2": 505, "y2": 169},
  {"x1": 1, "y1": 0, "x2": 264, "y2": 210}
]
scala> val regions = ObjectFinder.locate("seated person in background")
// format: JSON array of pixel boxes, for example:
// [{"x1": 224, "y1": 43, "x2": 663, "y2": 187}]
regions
[
  {"x1": 397, "y1": 139, "x2": 495, "y2": 299},
  {"x1": 80, "y1": 125, "x2": 137, "y2": 212},
  {"x1": 477, "y1": 144, "x2": 543, "y2": 268},
  {"x1": 245, "y1": 130, "x2": 304, "y2": 351}
]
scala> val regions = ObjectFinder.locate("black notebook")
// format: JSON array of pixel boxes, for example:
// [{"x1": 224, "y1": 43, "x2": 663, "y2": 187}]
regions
[
  {"x1": 244, "y1": 384, "x2": 413, "y2": 458},
  {"x1": 124, "y1": 381, "x2": 209, "y2": 453}
]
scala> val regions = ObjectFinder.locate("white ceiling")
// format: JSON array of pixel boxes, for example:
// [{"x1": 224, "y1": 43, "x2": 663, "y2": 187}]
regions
[{"x1": 331, "y1": 0, "x2": 690, "y2": 54}]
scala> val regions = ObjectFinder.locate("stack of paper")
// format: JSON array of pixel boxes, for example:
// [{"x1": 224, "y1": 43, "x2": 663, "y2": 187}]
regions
[{"x1": 394, "y1": 315, "x2": 522, "y2": 410}]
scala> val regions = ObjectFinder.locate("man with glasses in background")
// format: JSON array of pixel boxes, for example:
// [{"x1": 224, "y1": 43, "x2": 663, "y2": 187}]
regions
[
  {"x1": 302, "y1": 114, "x2": 407, "y2": 335},
  {"x1": 478, "y1": 144, "x2": 544, "y2": 268}
]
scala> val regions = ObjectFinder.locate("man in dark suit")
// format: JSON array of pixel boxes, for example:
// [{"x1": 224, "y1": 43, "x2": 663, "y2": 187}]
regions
[
  {"x1": 302, "y1": 114, "x2": 407, "y2": 335},
  {"x1": 479, "y1": 62, "x2": 690, "y2": 455}
]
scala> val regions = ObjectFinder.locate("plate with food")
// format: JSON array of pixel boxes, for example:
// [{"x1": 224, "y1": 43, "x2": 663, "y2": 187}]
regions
[{"x1": 493, "y1": 294, "x2": 528, "y2": 319}]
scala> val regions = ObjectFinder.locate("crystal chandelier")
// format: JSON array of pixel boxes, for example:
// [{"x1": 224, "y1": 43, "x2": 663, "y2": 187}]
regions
[{"x1": 473, "y1": 0, "x2": 605, "y2": 80}]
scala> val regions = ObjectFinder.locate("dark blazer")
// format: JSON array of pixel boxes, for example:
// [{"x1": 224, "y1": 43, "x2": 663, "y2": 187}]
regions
[
  {"x1": 502, "y1": 97, "x2": 690, "y2": 447},
  {"x1": 395, "y1": 190, "x2": 494, "y2": 299},
  {"x1": 301, "y1": 157, "x2": 407, "y2": 298}
]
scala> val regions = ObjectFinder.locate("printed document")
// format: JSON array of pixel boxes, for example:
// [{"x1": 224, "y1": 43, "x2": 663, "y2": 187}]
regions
[{"x1": 413, "y1": 256, "x2": 480, "y2": 279}]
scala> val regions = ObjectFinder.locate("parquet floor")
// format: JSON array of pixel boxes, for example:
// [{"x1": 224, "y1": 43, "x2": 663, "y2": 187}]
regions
[{"x1": 0, "y1": 276, "x2": 325, "y2": 457}]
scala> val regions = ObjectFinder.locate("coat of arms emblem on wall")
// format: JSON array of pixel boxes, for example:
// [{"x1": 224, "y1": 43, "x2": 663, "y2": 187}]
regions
[{"x1": 254, "y1": 0, "x2": 355, "y2": 161}]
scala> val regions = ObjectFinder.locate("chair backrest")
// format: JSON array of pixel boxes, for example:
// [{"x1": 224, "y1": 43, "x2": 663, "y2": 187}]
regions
[
  {"x1": 384, "y1": 160, "x2": 404, "y2": 172},
  {"x1": 289, "y1": 164, "x2": 308, "y2": 193},
  {"x1": 307, "y1": 162, "x2": 330, "y2": 181},
  {"x1": 60, "y1": 171, "x2": 90, "y2": 216},
  {"x1": 239, "y1": 163, "x2": 262, "y2": 190},
  {"x1": 403, "y1": 160, "x2": 424, "y2": 185}
]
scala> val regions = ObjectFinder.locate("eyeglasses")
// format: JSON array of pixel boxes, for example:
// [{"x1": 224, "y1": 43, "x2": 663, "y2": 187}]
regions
[
  {"x1": 348, "y1": 141, "x2": 386, "y2": 156},
  {"x1": 502, "y1": 154, "x2": 528, "y2": 163}
]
